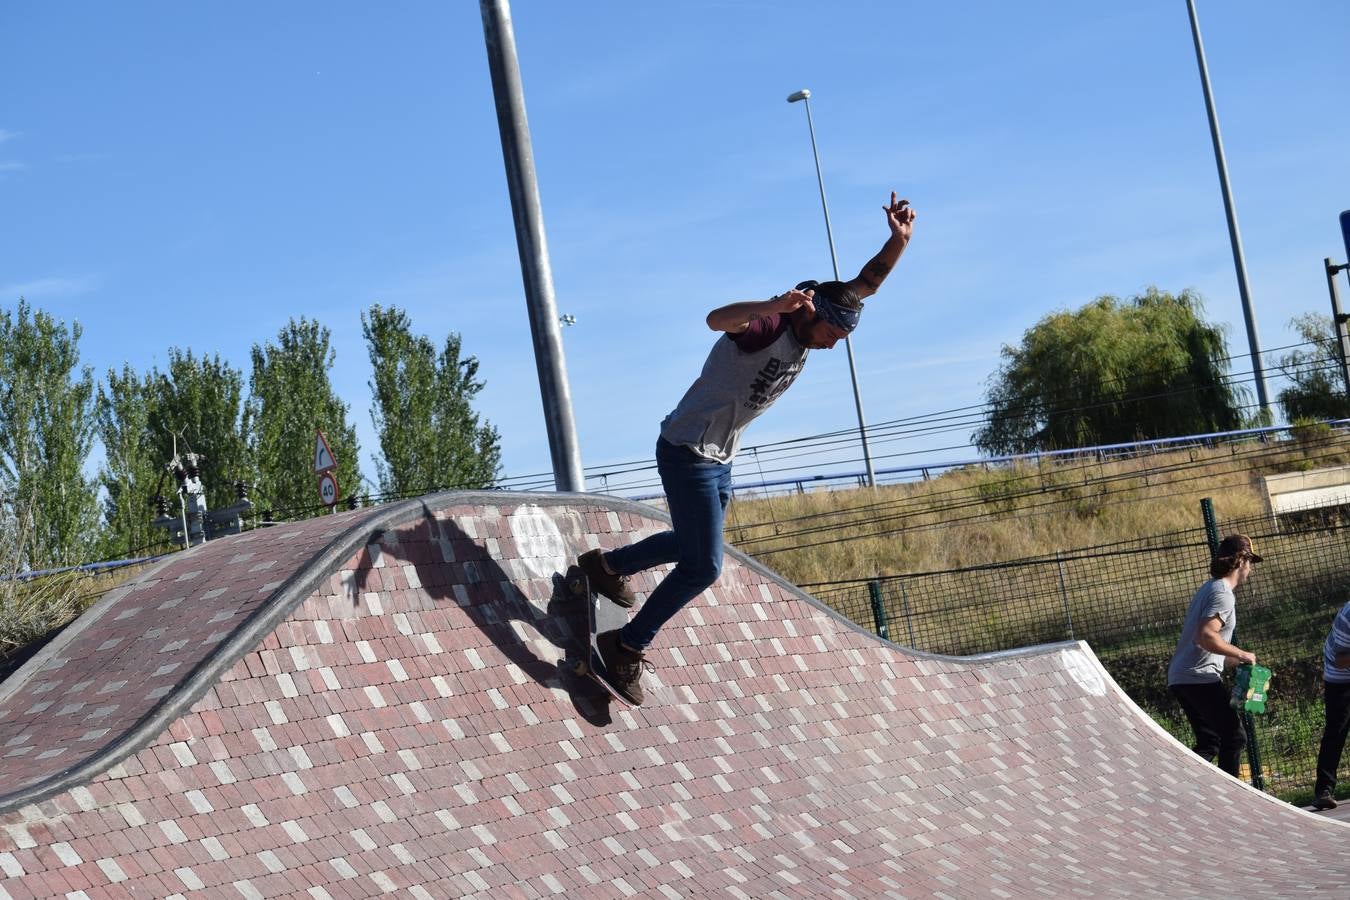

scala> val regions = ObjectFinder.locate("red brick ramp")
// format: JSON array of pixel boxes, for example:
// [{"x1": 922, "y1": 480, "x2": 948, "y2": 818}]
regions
[{"x1": 0, "y1": 492, "x2": 1345, "y2": 897}]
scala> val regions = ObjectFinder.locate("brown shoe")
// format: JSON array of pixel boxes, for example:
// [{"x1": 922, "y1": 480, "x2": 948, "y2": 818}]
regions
[
  {"x1": 578, "y1": 549, "x2": 636, "y2": 608},
  {"x1": 1314, "y1": 791, "x2": 1339, "y2": 811},
  {"x1": 596, "y1": 630, "x2": 649, "y2": 705}
]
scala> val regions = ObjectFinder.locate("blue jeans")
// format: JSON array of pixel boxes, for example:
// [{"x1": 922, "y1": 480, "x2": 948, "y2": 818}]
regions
[{"x1": 604, "y1": 437, "x2": 732, "y2": 651}]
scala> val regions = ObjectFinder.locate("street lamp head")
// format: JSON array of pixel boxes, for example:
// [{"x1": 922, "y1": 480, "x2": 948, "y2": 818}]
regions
[{"x1": 786, "y1": 89, "x2": 811, "y2": 103}]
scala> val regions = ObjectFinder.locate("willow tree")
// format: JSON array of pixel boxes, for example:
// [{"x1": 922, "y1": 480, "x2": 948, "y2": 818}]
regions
[{"x1": 975, "y1": 288, "x2": 1246, "y2": 455}]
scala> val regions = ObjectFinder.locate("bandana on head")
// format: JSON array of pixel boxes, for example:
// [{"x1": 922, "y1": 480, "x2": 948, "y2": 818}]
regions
[
  {"x1": 814, "y1": 297, "x2": 861, "y2": 333},
  {"x1": 796, "y1": 281, "x2": 861, "y2": 333}
]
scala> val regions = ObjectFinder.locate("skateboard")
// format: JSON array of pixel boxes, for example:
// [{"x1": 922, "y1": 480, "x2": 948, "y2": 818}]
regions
[{"x1": 565, "y1": 565, "x2": 636, "y2": 707}]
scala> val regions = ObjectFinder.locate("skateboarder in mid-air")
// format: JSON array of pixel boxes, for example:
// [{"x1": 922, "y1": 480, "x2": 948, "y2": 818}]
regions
[{"x1": 576, "y1": 193, "x2": 917, "y2": 704}]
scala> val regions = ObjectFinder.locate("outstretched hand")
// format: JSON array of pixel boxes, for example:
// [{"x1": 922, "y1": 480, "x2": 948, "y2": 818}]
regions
[{"x1": 884, "y1": 192, "x2": 916, "y2": 240}]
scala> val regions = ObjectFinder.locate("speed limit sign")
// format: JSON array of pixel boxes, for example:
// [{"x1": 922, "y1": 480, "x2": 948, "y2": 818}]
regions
[{"x1": 317, "y1": 471, "x2": 339, "y2": 508}]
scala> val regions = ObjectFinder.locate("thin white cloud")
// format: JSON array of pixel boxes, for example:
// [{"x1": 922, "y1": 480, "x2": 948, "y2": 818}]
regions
[
  {"x1": 0, "y1": 275, "x2": 100, "y2": 300},
  {"x1": 0, "y1": 161, "x2": 24, "y2": 172},
  {"x1": 0, "y1": 129, "x2": 17, "y2": 144},
  {"x1": 55, "y1": 152, "x2": 109, "y2": 164}
]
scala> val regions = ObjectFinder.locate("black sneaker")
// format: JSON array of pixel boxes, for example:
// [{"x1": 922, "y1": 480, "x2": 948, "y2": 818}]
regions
[
  {"x1": 578, "y1": 549, "x2": 636, "y2": 608},
  {"x1": 1314, "y1": 792, "x2": 1339, "y2": 811},
  {"x1": 597, "y1": 629, "x2": 650, "y2": 705}
]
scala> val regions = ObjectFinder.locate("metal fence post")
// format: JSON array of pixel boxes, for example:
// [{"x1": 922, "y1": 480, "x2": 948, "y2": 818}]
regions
[
  {"x1": 899, "y1": 579, "x2": 917, "y2": 647},
  {"x1": 1200, "y1": 497, "x2": 1265, "y2": 790},
  {"x1": 868, "y1": 580, "x2": 890, "y2": 642},
  {"x1": 1055, "y1": 550, "x2": 1075, "y2": 640},
  {"x1": 1200, "y1": 497, "x2": 1220, "y2": 555}
]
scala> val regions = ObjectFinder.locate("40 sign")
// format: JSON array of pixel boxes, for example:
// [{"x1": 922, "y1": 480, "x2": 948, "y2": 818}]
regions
[{"x1": 317, "y1": 470, "x2": 340, "y2": 509}]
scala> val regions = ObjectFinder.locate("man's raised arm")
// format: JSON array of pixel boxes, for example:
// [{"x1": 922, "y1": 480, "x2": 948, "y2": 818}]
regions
[
  {"x1": 706, "y1": 288, "x2": 815, "y2": 334},
  {"x1": 846, "y1": 192, "x2": 916, "y2": 300}
]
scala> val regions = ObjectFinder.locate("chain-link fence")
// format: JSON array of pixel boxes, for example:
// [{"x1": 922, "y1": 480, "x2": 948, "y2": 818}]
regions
[{"x1": 807, "y1": 504, "x2": 1350, "y2": 803}]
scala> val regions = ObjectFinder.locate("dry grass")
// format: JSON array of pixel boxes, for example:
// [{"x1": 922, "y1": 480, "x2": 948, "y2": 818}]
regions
[
  {"x1": 0, "y1": 491, "x2": 154, "y2": 674},
  {"x1": 0, "y1": 565, "x2": 152, "y2": 676},
  {"x1": 726, "y1": 429, "x2": 1350, "y2": 587}
]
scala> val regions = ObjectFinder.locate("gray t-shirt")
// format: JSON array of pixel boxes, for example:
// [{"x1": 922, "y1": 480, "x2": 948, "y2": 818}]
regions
[
  {"x1": 659, "y1": 314, "x2": 809, "y2": 463},
  {"x1": 1167, "y1": 578, "x2": 1236, "y2": 686}
]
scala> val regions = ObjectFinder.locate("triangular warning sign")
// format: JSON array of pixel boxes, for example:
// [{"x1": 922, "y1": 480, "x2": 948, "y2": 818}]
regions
[{"x1": 314, "y1": 429, "x2": 337, "y2": 473}]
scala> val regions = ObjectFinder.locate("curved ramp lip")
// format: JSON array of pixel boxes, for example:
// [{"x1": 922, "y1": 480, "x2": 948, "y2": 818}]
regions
[{"x1": 0, "y1": 490, "x2": 1083, "y2": 815}]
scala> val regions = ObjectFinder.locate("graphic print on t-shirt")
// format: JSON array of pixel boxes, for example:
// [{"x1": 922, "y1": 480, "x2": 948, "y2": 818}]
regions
[{"x1": 746, "y1": 354, "x2": 805, "y2": 411}]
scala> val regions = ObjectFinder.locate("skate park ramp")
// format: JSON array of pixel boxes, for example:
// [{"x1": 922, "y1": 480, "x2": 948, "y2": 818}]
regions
[{"x1": 1, "y1": 491, "x2": 1347, "y2": 897}]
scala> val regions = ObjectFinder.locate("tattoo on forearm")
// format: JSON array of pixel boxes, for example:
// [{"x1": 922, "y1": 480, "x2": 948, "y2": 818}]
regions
[{"x1": 863, "y1": 259, "x2": 892, "y2": 285}]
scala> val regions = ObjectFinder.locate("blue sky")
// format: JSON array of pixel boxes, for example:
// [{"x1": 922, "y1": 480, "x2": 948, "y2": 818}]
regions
[{"x1": 2, "y1": 2, "x2": 1348, "y2": 494}]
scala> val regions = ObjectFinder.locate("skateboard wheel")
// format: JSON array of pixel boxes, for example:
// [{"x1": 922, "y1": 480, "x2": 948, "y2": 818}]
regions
[{"x1": 573, "y1": 661, "x2": 588, "y2": 676}]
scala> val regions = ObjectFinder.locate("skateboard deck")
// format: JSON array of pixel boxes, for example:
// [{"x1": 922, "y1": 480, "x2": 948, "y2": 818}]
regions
[{"x1": 565, "y1": 566, "x2": 636, "y2": 707}]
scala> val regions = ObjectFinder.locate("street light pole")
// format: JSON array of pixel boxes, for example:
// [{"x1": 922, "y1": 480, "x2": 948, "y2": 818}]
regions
[
  {"x1": 787, "y1": 88, "x2": 877, "y2": 488},
  {"x1": 1184, "y1": 0, "x2": 1271, "y2": 416}
]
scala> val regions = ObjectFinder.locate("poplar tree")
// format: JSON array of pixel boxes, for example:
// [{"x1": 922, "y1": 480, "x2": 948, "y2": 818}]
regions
[
  {"x1": 96, "y1": 365, "x2": 163, "y2": 558},
  {"x1": 244, "y1": 318, "x2": 360, "y2": 518},
  {"x1": 151, "y1": 348, "x2": 249, "y2": 511},
  {"x1": 363, "y1": 304, "x2": 501, "y2": 498},
  {"x1": 0, "y1": 299, "x2": 100, "y2": 567}
]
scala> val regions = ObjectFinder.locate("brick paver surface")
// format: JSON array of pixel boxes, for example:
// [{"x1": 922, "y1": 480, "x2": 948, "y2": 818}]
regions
[{"x1": 1, "y1": 493, "x2": 1346, "y2": 898}]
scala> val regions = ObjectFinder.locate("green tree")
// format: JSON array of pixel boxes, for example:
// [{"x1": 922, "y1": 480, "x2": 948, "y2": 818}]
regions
[
  {"x1": 975, "y1": 288, "x2": 1246, "y2": 455},
  {"x1": 0, "y1": 299, "x2": 100, "y2": 567},
  {"x1": 244, "y1": 317, "x2": 360, "y2": 518},
  {"x1": 150, "y1": 348, "x2": 249, "y2": 512},
  {"x1": 96, "y1": 365, "x2": 164, "y2": 559},
  {"x1": 1275, "y1": 313, "x2": 1350, "y2": 422},
  {"x1": 363, "y1": 304, "x2": 501, "y2": 497},
  {"x1": 97, "y1": 351, "x2": 250, "y2": 558}
]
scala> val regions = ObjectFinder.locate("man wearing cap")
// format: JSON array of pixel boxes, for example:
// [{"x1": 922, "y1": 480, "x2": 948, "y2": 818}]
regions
[
  {"x1": 575, "y1": 192, "x2": 917, "y2": 705},
  {"x1": 1167, "y1": 534, "x2": 1262, "y2": 776}
]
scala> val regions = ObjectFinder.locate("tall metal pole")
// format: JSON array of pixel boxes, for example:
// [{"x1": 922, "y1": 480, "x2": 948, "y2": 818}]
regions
[
  {"x1": 480, "y1": 0, "x2": 585, "y2": 492},
  {"x1": 1325, "y1": 257, "x2": 1350, "y2": 399},
  {"x1": 1185, "y1": 0, "x2": 1270, "y2": 416},
  {"x1": 788, "y1": 90, "x2": 877, "y2": 488}
]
